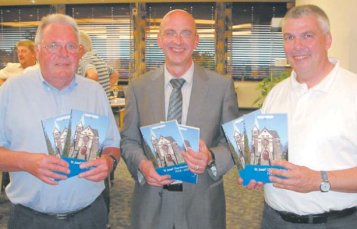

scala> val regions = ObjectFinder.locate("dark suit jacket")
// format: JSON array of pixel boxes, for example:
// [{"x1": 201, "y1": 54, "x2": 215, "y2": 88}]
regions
[{"x1": 120, "y1": 64, "x2": 239, "y2": 229}]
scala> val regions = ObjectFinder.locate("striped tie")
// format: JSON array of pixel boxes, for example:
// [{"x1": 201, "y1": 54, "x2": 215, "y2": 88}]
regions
[{"x1": 167, "y1": 78, "x2": 186, "y2": 124}]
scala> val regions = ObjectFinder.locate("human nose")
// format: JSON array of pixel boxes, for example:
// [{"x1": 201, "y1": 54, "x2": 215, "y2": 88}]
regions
[
  {"x1": 57, "y1": 45, "x2": 71, "y2": 55},
  {"x1": 172, "y1": 34, "x2": 183, "y2": 44},
  {"x1": 293, "y1": 37, "x2": 304, "y2": 50}
]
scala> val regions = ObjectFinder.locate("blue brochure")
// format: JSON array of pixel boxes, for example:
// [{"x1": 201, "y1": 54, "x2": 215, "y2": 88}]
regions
[
  {"x1": 239, "y1": 165, "x2": 285, "y2": 186},
  {"x1": 140, "y1": 121, "x2": 199, "y2": 184},
  {"x1": 63, "y1": 109, "x2": 108, "y2": 178},
  {"x1": 42, "y1": 110, "x2": 108, "y2": 179},
  {"x1": 41, "y1": 114, "x2": 71, "y2": 157},
  {"x1": 222, "y1": 110, "x2": 288, "y2": 186}
]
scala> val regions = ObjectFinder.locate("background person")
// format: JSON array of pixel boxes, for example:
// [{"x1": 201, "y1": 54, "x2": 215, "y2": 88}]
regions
[
  {"x1": 77, "y1": 31, "x2": 119, "y2": 97},
  {"x1": 120, "y1": 9, "x2": 239, "y2": 229},
  {"x1": 0, "y1": 13, "x2": 120, "y2": 229},
  {"x1": 0, "y1": 39, "x2": 37, "y2": 85},
  {"x1": 241, "y1": 5, "x2": 357, "y2": 229}
]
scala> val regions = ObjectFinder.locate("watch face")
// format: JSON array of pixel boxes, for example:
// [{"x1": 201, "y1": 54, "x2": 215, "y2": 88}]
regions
[{"x1": 320, "y1": 182, "x2": 331, "y2": 192}]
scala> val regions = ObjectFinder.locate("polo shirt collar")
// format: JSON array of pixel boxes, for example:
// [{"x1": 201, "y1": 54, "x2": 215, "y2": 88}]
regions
[{"x1": 290, "y1": 58, "x2": 339, "y2": 94}]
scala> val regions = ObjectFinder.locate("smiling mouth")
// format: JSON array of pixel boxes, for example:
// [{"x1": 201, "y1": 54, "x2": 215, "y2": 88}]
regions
[
  {"x1": 55, "y1": 63, "x2": 71, "y2": 67},
  {"x1": 171, "y1": 47, "x2": 185, "y2": 53},
  {"x1": 293, "y1": 55, "x2": 309, "y2": 61}
]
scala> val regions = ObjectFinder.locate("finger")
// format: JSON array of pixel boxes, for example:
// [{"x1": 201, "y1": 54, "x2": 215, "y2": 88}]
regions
[
  {"x1": 269, "y1": 167, "x2": 289, "y2": 178},
  {"x1": 39, "y1": 167, "x2": 68, "y2": 180},
  {"x1": 198, "y1": 139, "x2": 207, "y2": 152},
  {"x1": 186, "y1": 147, "x2": 197, "y2": 154},
  {"x1": 49, "y1": 164, "x2": 70, "y2": 175},
  {"x1": 44, "y1": 157, "x2": 70, "y2": 174},
  {"x1": 271, "y1": 160, "x2": 294, "y2": 170},
  {"x1": 48, "y1": 155, "x2": 69, "y2": 166},
  {"x1": 79, "y1": 166, "x2": 107, "y2": 179},
  {"x1": 80, "y1": 158, "x2": 103, "y2": 169}
]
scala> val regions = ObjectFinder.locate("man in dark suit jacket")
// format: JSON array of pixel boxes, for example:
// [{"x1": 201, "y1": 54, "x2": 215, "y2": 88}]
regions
[{"x1": 120, "y1": 9, "x2": 239, "y2": 229}]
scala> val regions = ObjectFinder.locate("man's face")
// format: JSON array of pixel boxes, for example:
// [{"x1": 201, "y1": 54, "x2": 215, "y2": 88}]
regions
[
  {"x1": 283, "y1": 15, "x2": 331, "y2": 81},
  {"x1": 36, "y1": 23, "x2": 80, "y2": 89},
  {"x1": 157, "y1": 11, "x2": 199, "y2": 72},
  {"x1": 17, "y1": 45, "x2": 35, "y2": 68}
]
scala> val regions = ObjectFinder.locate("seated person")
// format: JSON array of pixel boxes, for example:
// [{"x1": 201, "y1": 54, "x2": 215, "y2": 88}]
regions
[
  {"x1": 77, "y1": 31, "x2": 119, "y2": 97},
  {"x1": 0, "y1": 39, "x2": 37, "y2": 85}
]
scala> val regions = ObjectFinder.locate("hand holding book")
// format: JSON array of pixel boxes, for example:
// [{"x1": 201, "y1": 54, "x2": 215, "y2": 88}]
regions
[
  {"x1": 41, "y1": 109, "x2": 109, "y2": 179},
  {"x1": 222, "y1": 109, "x2": 288, "y2": 186}
]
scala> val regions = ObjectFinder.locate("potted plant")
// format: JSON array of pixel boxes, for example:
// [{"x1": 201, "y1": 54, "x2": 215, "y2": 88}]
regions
[{"x1": 253, "y1": 70, "x2": 291, "y2": 107}]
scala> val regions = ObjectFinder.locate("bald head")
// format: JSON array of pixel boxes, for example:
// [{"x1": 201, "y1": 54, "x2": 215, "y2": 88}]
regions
[{"x1": 160, "y1": 9, "x2": 197, "y2": 35}]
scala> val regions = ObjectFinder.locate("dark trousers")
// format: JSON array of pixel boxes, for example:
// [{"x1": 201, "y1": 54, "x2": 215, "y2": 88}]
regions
[
  {"x1": 1, "y1": 172, "x2": 10, "y2": 192},
  {"x1": 261, "y1": 203, "x2": 357, "y2": 229},
  {"x1": 8, "y1": 195, "x2": 108, "y2": 229}
]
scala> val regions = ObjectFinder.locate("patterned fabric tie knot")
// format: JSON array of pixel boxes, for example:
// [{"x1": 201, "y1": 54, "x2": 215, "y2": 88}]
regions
[
  {"x1": 170, "y1": 78, "x2": 186, "y2": 89},
  {"x1": 167, "y1": 78, "x2": 186, "y2": 124}
]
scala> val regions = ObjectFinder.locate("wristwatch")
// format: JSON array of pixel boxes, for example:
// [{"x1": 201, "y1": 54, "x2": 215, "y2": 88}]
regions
[
  {"x1": 320, "y1": 171, "x2": 330, "y2": 192},
  {"x1": 107, "y1": 154, "x2": 119, "y2": 171},
  {"x1": 207, "y1": 149, "x2": 216, "y2": 169}
]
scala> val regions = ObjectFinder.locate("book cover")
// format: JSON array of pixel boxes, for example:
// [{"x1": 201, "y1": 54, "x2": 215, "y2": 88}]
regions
[
  {"x1": 41, "y1": 114, "x2": 71, "y2": 157},
  {"x1": 222, "y1": 109, "x2": 262, "y2": 170},
  {"x1": 64, "y1": 109, "x2": 109, "y2": 178},
  {"x1": 222, "y1": 116, "x2": 247, "y2": 170},
  {"x1": 176, "y1": 125, "x2": 200, "y2": 183},
  {"x1": 140, "y1": 120, "x2": 198, "y2": 184},
  {"x1": 222, "y1": 110, "x2": 288, "y2": 186}
]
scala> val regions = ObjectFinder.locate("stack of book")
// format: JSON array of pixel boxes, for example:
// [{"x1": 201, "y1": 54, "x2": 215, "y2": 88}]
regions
[
  {"x1": 140, "y1": 120, "x2": 199, "y2": 184},
  {"x1": 41, "y1": 109, "x2": 108, "y2": 178},
  {"x1": 222, "y1": 110, "x2": 288, "y2": 186}
]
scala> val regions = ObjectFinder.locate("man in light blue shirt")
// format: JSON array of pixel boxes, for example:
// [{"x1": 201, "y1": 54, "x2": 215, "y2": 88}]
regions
[{"x1": 0, "y1": 13, "x2": 120, "y2": 229}]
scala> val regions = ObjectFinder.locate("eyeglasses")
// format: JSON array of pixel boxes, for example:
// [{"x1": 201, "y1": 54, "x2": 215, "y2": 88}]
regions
[
  {"x1": 42, "y1": 42, "x2": 79, "y2": 54},
  {"x1": 162, "y1": 30, "x2": 194, "y2": 39}
]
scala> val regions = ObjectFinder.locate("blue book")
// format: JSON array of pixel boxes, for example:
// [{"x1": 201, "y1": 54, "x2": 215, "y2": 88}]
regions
[
  {"x1": 222, "y1": 116, "x2": 247, "y2": 170},
  {"x1": 63, "y1": 109, "x2": 109, "y2": 178},
  {"x1": 222, "y1": 110, "x2": 288, "y2": 186},
  {"x1": 140, "y1": 120, "x2": 198, "y2": 184},
  {"x1": 41, "y1": 114, "x2": 71, "y2": 157},
  {"x1": 42, "y1": 110, "x2": 109, "y2": 179},
  {"x1": 178, "y1": 125, "x2": 200, "y2": 184}
]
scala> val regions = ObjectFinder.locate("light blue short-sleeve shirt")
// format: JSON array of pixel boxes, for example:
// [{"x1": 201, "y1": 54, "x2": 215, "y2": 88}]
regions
[{"x1": 0, "y1": 68, "x2": 120, "y2": 214}]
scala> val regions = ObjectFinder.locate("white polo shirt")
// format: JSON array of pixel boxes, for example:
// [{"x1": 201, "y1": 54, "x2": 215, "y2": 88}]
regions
[{"x1": 262, "y1": 59, "x2": 357, "y2": 215}]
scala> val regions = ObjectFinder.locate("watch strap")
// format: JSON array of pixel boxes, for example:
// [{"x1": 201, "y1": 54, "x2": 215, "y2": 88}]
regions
[
  {"x1": 107, "y1": 154, "x2": 118, "y2": 171},
  {"x1": 207, "y1": 149, "x2": 216, "y2": 168},
  {"x1": 321, "y1": 171, "x2": 329, "y2": 182}
]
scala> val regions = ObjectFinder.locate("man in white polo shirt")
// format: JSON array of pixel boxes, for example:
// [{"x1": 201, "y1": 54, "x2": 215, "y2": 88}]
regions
[{"x1": 241, "y1": 4, "x2": 357, "y2": 229}]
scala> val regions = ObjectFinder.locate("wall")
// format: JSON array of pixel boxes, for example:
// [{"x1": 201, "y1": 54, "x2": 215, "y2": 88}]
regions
[
  {"x1": 297, "y1": 0, "x2": 357, "y2": 73},
  {"x1": 236, "y1": 0, "x2": 357, "y2": 109},
  {"x1": 235, "y1": 81, "x2": 260, "y2": 109}
]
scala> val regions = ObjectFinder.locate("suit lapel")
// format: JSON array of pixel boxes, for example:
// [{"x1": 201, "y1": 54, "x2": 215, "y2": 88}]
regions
[
  {"x1": 186, "y1": 65, "x2": 209, "y2": 126},
  {"x1": 148, "y1": 67, "x2": 166, "y2": 123}
]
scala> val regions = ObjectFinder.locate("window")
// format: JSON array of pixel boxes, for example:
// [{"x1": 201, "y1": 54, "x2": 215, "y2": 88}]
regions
[
  {"x1": 0, "y1": 5, "x2": 52, "y2": 68},
  {"x1": 0, "y1": 2, "x2": 290, "y2": 82},
  {"x1": 0, "y1": 4, "x2": 133, "y2": 80},
  {"x1": 232, "y1": 3, "x2": 288, "y2": 81},
  {"x1": 67, "y1": 4, "x2": 133, "y2": 79}
]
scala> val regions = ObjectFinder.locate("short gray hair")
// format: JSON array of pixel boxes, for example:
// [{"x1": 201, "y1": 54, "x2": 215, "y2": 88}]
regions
[
  {"x1": 282, "y1": 4, "x2": 330, "y2": 33},
  {"x1": 79, "y1": 31, "x2": 93, "y2": 52},
  {"x1": 34, "y1": 13, "x2": 79, "y2": 45}
]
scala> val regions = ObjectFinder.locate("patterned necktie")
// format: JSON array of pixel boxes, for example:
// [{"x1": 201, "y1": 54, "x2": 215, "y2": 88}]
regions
[{"x1": 167, "y1": 78, "x2": 186, "y2": 124}]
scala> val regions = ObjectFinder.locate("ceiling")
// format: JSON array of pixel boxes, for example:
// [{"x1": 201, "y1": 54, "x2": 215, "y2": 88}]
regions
[{"x1": 0, "y1": 0, "x2": 293, "y2": 6}]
